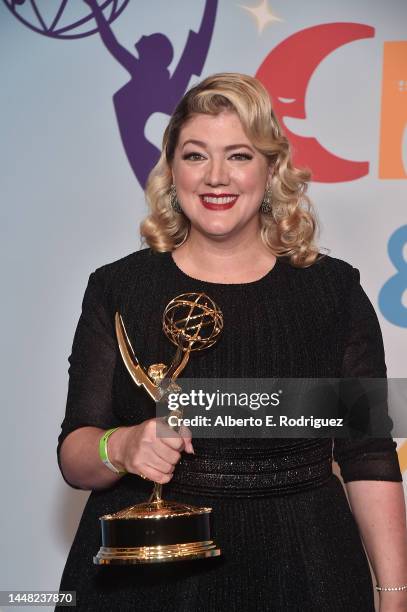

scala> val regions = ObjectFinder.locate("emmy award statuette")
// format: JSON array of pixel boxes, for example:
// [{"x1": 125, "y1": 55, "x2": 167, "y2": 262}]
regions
[{"x1": 93, "y1": 293, "x2": 223, "y2": 564}]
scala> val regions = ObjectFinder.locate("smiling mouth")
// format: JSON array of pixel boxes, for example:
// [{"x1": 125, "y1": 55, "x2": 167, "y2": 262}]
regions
[{"x1": 200, "y1": 194, "x2": 239, "y2": 210}]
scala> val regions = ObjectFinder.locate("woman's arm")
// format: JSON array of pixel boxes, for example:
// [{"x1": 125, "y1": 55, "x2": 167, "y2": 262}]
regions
[
  {"x1": 346, "y1": 480, "x2": 407, "y2": 611},
  {"x1": 334, "y1": 264, "x2": 407, "y2": 610},
  {"x1": 59, "y1": 426, "x2": 126, "y2": 490}
]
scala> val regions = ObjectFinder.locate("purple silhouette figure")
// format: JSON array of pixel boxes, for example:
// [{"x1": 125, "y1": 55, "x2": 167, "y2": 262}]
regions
[{"x1": 84, "y1": 0, "x2": 218, "y2": 188}]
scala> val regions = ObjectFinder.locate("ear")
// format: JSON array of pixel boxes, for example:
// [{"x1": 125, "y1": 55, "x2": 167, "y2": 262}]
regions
[{"x1": 267, "y1": 163, "x2": 275, "y2": 181}]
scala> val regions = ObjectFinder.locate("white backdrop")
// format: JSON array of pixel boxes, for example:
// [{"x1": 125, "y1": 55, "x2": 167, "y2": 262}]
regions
[{"x1": 1, "y1": 1, "x2": 406, "y2": 608}]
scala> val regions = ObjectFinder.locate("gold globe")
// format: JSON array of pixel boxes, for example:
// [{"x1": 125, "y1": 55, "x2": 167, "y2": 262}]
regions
[{"x1": 162, "y1": 292, "x2": 223, "y2": 351}]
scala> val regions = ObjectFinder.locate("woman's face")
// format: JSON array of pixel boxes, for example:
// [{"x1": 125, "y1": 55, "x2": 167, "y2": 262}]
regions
[{"x1": 171, "y1": 111, "x2": 272, "y2": 243}]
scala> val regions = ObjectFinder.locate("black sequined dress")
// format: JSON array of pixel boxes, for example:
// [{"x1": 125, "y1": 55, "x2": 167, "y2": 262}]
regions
[{"x1": 56, "y1": 249, "x2": 402, "y2": 612}]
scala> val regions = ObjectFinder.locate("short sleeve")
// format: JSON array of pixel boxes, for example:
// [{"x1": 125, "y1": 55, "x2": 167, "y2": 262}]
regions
[
  {"x1": 332, "y1": 267, "x2": 402, "y2": 483},
  {"x1": 57, "y1": 270, "x2": 119, "y2": 486}
]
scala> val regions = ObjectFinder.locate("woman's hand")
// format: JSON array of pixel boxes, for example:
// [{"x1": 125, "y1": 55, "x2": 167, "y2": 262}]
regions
[{"x1": 109, "y1": 419, "x2": 194, "y2": 484}]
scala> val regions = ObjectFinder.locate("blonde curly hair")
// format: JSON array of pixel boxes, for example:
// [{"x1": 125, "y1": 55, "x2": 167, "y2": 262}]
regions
[{"x1": 141, "y1": 73, "x2": 320, "y2": 267}]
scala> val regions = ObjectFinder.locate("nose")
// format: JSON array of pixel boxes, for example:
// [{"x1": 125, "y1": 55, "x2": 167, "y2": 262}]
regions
[{"x1": 204, "y1": 158, "x2": 230, "y2": 187}]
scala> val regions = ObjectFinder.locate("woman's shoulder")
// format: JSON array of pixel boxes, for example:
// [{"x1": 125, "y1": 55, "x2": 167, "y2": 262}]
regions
[
  {"x1": 92, "y1": 247, "x2": 163, "y2": 281},
  {"x1": 278, "y1": 252, "x2": 359, "y2": 291},
  {"x1": 312, "y1": 253, "x2": 357, "y2": 276}
]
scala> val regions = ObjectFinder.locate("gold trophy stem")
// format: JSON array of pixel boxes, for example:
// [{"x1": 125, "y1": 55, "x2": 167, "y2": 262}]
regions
[
  {"x1": 171, "y1": 348, "x2": 191, "y2": 382},
  {"x1": 149, "y1": 483, "x2": 163, "y2": 503},
  {"x1": 147, "y1": 360, "x2": 191, "y2": 506}
]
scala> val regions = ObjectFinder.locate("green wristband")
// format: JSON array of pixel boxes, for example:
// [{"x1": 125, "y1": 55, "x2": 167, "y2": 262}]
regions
[{"x1": 99, "y1": 427, "x2": 127, "y2": 475}]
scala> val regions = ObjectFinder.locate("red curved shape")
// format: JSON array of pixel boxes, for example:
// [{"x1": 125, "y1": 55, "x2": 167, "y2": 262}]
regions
[{"x1": 256, "y1": 23, "x2": 375, "y2": 183}]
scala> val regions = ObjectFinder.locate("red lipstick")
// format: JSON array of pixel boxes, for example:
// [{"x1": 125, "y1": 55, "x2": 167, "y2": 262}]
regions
[{"x1": 199, "y1": 194, "x2": 239, "y2": 211}]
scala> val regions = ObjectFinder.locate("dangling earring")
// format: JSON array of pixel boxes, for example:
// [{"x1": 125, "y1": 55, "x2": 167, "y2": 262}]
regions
[
  {"x1": 260, "y1": 186, "x2": 273, "y2": 214},
  {"x1": 169, "y1": 184, "x2": 182, "y2": 213}
]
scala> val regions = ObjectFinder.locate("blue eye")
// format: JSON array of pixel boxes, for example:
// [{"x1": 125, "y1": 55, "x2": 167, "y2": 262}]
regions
[
  {"x1": 182, "y1": 152, "x2": 205, "y2": 161},
  {"x1": 230, "y1": 153, "x2": 253, "y2": 161}
]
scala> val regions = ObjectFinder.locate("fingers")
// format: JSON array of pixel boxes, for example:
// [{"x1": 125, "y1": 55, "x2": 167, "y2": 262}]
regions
[
  {"x1": 154, "y1": 438, "x2": 182, "y2": 466},
  {"x1": 120, "y1": 418, "x2": 195, "y2": 485},
  {"x1": 156, "y1": 419, "x2": 194, "y2": 454},
  {"x1": 125, "y1": 448, "x2": 176, "y2": 484},
  {"x1": 122, "y1": 419, "x2": 189, "y2": 483},
  {"x1": 156, "y1": 419, "x2": 191, "y2": 453},
  {"x1": 179, "y1": 424, "x2": 194, "y2": 454},
  {"x1": 138, "y1": 463, "x2": 175, "y2": 485},
  {"x1": 145, "y1": 454, "x2": 176, "y2": 476}
]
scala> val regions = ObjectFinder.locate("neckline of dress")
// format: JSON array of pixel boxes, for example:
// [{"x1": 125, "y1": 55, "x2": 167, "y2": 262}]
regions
[{"x1": 164, "y1": 251, "x2": 281, "y2": 288}]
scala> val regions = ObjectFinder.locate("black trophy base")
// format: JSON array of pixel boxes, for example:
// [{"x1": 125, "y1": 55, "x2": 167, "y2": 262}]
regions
[{"x1": 93, "y1": 500, "x2": 221, "y2": 565}]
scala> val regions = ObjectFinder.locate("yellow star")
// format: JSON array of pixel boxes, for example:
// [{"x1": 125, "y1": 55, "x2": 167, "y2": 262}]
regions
[{"x1": 241, "y1": 0, "x2": 283, "y2": 34}]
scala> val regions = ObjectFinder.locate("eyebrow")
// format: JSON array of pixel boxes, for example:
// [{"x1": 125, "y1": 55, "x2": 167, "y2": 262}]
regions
[{"x1": 181, "y1": 139, "x2": 255, "y2": 152}]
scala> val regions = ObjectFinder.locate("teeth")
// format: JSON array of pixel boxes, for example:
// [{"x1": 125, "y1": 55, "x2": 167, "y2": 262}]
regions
[{"x1": 202, "y1": 196, "x2": 237, "y2": 204}]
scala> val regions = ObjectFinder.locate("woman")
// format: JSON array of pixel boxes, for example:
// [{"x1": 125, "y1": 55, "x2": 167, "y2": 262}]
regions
[{"x1": 57, "y1": 73, "x2": 407, "y2": 611}]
